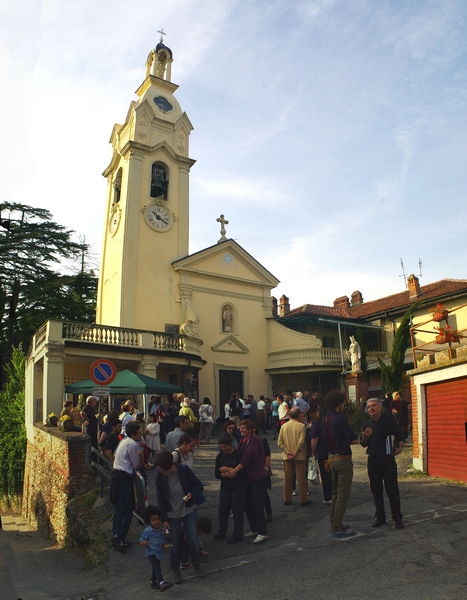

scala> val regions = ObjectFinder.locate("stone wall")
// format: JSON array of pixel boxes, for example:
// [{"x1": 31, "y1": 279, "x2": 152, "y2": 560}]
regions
[{"x1": 22, "y1": 424, "x2": 93, "y2": 544}]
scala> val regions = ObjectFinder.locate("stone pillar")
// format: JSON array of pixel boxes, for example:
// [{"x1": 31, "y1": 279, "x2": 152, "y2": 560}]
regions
[
  {"x1": 43, "y1": 343, "x2": 65, "y2": 422},
  {"x1": 345, "y1": 372, "x2": 368, "y2": 409}
]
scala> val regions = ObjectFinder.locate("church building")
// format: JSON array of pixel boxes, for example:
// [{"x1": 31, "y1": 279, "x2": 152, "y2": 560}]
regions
[
  {"x1": 25, "y1": 41, "x2": 322, "y2": 432},
  {"x1": 24, "y1": 41, "x2": 467, "y2": 437}
]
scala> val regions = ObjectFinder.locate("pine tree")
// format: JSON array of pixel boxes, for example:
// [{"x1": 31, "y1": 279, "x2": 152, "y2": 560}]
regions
[
  {"x1": 0, "y1": 202, "x2": 97, "y2": 385},
  {"x1": 377, "y1": 302, "x2": 420, "y2": 393}
]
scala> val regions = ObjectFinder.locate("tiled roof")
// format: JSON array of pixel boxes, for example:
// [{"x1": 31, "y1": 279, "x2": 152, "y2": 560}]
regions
[
  {"x1": 287, "y1": 303, "x2": 351, "y2": 319},
  {"x1": 282, "y1": 279, "x2": 467, "y2": 322},
  {"x1": 349, "y1": 279, "x2": 467, "y2": 318}
]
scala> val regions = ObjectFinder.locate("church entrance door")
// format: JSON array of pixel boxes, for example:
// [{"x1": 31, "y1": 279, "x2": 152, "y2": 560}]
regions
[{"x1": 219, "y1": 370, "x2": 244, "y2": 405}]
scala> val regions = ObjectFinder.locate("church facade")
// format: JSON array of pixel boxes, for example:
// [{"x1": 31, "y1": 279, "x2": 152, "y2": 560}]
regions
[{"x1": 24, "y1": 42, "x2": 326, "y2": 434}]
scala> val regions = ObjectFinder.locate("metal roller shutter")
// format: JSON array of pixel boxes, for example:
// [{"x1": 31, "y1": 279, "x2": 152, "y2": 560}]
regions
[{"x1": 426, "y1": 376, "x2": 467, "y2": 482}]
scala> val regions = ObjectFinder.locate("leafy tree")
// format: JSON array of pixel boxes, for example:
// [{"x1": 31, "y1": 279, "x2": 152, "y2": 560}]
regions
[
  {"x1": 0, "y1": 202, "x2": 97, "y2": 385},
  {"x1": 0, "y1": 346, "x2": 26, "y2": 507},
  {"x1": 377, "y1": 302, "x2": 420, "y2": 393}
]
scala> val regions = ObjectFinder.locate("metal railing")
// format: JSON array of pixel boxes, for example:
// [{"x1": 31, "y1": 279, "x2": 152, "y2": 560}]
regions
[{"x1": 410, "y1": 302, "x2": 467, "y2": 365}]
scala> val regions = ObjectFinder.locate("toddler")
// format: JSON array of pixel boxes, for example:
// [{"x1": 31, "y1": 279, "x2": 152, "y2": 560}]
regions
[{"x1": 139, "y1": 505, "x2": 173, "y2": 592}]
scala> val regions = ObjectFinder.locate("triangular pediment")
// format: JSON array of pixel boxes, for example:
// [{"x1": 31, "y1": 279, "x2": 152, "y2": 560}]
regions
[
  {"x1": 212, "y1": 335, "x2": 249, "y2": 354},
  {"x1": 173, "y1": 240, "x2": 279, "y2": 288}
]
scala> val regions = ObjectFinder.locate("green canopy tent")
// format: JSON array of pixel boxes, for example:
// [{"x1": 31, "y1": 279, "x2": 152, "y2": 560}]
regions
[{"x1": 65, "y1": 370, "x2": 183, "y2": 395}]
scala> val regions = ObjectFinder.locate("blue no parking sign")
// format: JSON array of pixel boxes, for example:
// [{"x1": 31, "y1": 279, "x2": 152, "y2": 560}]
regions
[{"x1": 89, "y1": 359, "x2": 117, "y2": 386}]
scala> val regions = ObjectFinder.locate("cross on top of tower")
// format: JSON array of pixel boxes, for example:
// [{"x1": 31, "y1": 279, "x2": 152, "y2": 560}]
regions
[{"x1": 158, "y1": 28, "x2": 167, "y2": 43}]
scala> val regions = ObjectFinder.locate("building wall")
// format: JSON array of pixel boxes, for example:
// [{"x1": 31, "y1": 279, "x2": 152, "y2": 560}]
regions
[{"x1": 22, "y1": 425, "x2": 92, "y2": 544}]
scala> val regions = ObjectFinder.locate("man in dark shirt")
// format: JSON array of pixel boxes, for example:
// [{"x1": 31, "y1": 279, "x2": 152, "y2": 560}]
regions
[
  {"x1": 229, "y1": 393, "x2": 241, "y2": 426},
  {"x1": 322, "y1": 390, "x2": 359, "y2": 538},
  {"x1": 361, "y1": 398, "x2": 405, "y2": 529},
  {"x1": 81, "y1": 396, "x2": 98, "y2": 448}
]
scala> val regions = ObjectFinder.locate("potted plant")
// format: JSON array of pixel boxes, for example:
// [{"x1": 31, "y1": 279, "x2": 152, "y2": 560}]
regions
[
  {"x1": 431, "y1": 303, "x2": 449, "y2": 322},
  {"x1": 60, "y1": 415, "x2": 74, "y2": 431},
  {"x1": 435, "y1": 324, "x2": 460, "y2": 344},
  {"x1": 47, "y1": 412, "x2": 58, "y2": 427}
]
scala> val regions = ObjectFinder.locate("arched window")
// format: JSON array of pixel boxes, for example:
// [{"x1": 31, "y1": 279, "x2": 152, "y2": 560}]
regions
[
  {"x1": 150, "y1": 162, "x2": 169, "y2": 199},
  {"x1": 113, "y1": 168, "x2": 122, "y2": 204}
]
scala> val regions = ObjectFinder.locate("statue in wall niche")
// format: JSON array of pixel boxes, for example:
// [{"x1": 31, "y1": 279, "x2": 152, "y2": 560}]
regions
[
  {"x1": 180, "y1": 300, "x2": 199, "y2": 337},
  {"x1": 347, "y1": 335, "x2": 362, "y2": 373},
  {"x1": 222, "y1": 305, "x2": 232, "y2": 332}
]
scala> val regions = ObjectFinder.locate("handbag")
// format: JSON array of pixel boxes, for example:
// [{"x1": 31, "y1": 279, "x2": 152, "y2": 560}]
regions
[{"x1": 308, "y1": 457, "x2": 320, "y2": 485}]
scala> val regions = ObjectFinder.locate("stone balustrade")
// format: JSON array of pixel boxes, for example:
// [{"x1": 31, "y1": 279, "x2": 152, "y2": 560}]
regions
[{"x1": 31, "y1": 320, "x2": 203, "y2": 357}]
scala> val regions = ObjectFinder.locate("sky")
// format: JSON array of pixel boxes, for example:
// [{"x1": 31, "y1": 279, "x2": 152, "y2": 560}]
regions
[{"x1": 1, "y1": 0, "x2": 466, "y2": 309}]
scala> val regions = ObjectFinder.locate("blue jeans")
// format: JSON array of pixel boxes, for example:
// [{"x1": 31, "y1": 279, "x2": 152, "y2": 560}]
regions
[
  {"x1": 112, "y1": 478, "x2": 134, "y2": 540},
  {"x1": 168, "y1": 509, "x2": 200, "y2": 567},
  {"x1": 147, "y1": 555, "x2": 163, "y2": 584}
]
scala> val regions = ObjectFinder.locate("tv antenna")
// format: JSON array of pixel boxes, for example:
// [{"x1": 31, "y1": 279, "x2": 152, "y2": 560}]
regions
[{"x1": 400, "y1": 258, "x2": 423, "y2": 289}]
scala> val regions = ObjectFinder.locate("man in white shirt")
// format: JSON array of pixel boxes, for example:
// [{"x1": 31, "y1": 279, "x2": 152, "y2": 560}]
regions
[{"x1": 109, "y1": 421, "x2": 143, "y2": 552}]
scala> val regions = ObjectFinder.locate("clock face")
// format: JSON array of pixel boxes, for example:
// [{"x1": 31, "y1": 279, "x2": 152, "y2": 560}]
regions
[
  {"x1": 145, "y1": 204, "x2": 173, "y2": 231},
  {"x1": 153, "y1": 96, "x2": 173, "y2": 113},
  {"x1": 108, "y1": 207, "x2": 121, "y2": 236}
]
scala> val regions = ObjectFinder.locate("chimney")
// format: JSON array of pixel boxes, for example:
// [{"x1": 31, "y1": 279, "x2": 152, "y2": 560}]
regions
[
  {"x1": 407, "y1": 274, "x2": 421, "y2": 299},
  {"x1": 333, "y1": 295, "x2": 350, "y2": 309},
  {"x1": 279, "y1": 294, "x2": 290, "y2": 317},
  {"x1": 351, "y1": 291, "x2": 363, "y2": 306}
]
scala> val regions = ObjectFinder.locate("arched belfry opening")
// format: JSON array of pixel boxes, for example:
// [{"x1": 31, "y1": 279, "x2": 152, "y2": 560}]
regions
[
  {"x1": 113, "y1": 168, "x2": 122, "y2": 204},
  {"x1": 150, "y1": 162, "x2": 169, "y2": 200},
  {"x1": 145, "y1": 40, "x2": 173, "y2": 82}
]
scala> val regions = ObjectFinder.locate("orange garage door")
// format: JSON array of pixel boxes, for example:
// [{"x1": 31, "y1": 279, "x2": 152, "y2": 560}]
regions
[{"x1": 426, "y1": 376, "x2": 467, "y2": 483}]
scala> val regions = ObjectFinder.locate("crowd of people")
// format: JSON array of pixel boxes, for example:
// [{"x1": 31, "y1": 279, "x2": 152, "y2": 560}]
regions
[{"x1": 65, "y1": 387, "x2": 408, "y2": 590}]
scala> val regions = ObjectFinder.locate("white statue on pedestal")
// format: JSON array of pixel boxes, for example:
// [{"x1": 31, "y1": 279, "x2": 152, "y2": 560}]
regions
[{"x1": 347, "y1": 335, "x2": 362, "y2": 373}]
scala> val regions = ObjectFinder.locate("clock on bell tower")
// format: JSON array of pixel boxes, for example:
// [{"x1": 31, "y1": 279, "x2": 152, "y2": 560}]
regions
[{"x1": 96, "y1": 39, "x2": 196, "y2": 331}]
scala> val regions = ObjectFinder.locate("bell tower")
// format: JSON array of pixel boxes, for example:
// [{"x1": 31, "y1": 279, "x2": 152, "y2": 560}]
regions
[{"x1": 97, "y1": 38, "x2": 195, "y2": 331}]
